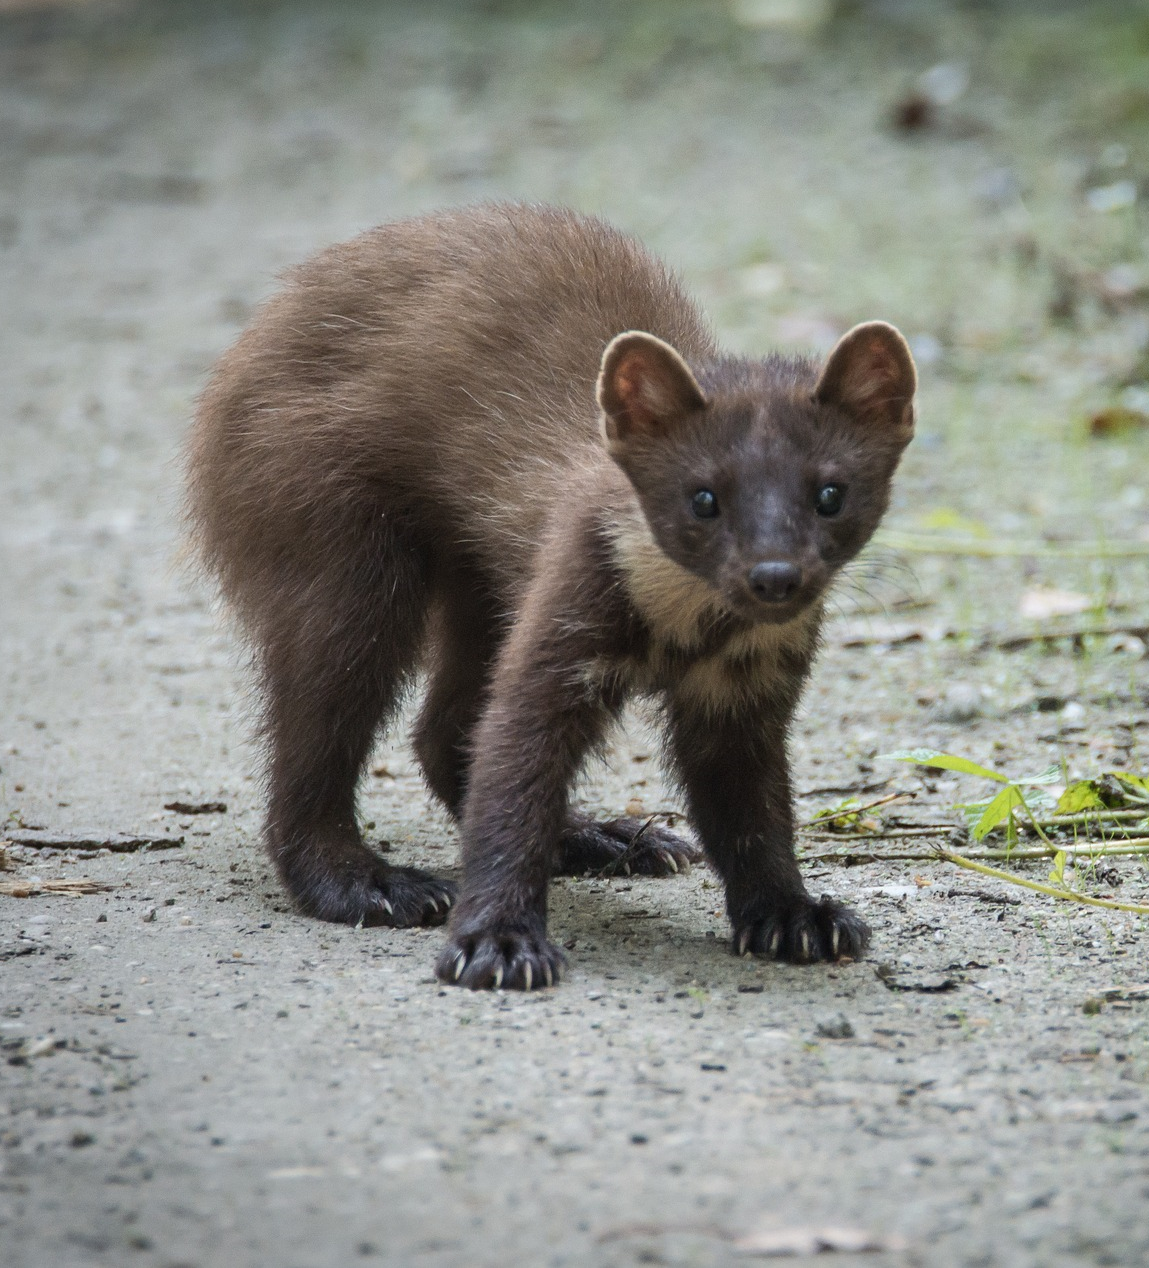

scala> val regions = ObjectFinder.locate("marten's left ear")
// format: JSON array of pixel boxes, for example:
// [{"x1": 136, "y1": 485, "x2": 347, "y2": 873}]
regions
[
  {"x1": 814, "y1": 322, "x2": 917, "y2": 440},
  {"x1": 598, "y1": 331, "x2": 707, "y2": 449}
]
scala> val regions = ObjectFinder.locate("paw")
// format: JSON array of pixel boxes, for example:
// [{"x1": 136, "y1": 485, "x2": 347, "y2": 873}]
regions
[
  {"x1": 435, "y1": 925, "x2": 566, "y2": 991},
  {"x1": 283, "y1": 842, "x2": 455, "y2": 928},
  {"x1": 556, "y1": 814, "x2": 702, "y2": 878},
  {"x1": 731, "y1": 895, "x2": 870, "y2": 964}
]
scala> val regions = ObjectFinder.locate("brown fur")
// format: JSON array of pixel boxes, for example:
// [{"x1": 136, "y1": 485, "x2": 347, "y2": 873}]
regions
[{"x1": 185, "y1": 202, "x2": 916, "y2": 990}]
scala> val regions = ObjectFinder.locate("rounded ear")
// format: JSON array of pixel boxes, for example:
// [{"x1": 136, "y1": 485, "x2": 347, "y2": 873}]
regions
[
  {"x1": 813, "y1": 321, "x2": 917, "y2": 439},
  {"x1": 597, "y1": 331, "x2": 706, "y2": 448}
]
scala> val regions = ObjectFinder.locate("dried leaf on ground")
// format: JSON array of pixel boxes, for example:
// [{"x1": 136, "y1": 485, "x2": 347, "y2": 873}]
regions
[{"x1": 1089, "y1": 406, "x2": 1149, "y2": 437}]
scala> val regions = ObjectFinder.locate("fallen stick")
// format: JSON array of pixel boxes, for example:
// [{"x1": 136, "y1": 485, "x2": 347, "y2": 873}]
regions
[
  {"x1": 993, "y1": 624, "x2": 1149, "y2": 652},
  {"x1": 937, "y1": 850, "x2": 1149, "y2": 914},
  {"x1": 0, "y1": 878, "x2": 112, "y2": 897},
  {"x1": 834, "y1": 620, "x2": 1149, "y2": 650},
  {"x1": 1028, "y1": 808, "x2": 1148, "y2": 830},
  {"x1": 4, "y1": 831, "x2": 184, "y2": 853},
  {"x1": 803, "y1": 791, "x2": 915, "y2": 828},
  {"x1": 805, "y1": 840, "x2": 1149, "y2": 865},
  {"x1": 805, "y1": 826, "x2": 949, "y2": 841},
  {"x1": 944, "y1": 887, "x2": 1022, "y2": 906}
]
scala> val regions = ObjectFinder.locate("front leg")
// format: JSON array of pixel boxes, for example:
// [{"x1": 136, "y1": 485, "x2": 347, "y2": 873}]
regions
[
  {"x1": 436, "y1": 674, "x2": 614, "y2": 990},
  {"x1": 435, "y1": 549, "x2": 627, "y2": 990},
  {"x1": 666, "y1": 694, "x2": 869, "y2": 964}
]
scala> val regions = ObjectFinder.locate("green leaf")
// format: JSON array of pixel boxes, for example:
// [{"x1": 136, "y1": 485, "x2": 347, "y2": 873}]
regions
[
  {"x1": 881, "y1": 749, "x2": 1010, "y2": 783},
  {"x1": 1055, "y1": 781, "x2": 1106, "y2": 815},
  {"x1": 1048, "y1": 850, "x2": 1067, "y2": 886},
  {"x1": 1016, "y1": 765, "x2": 1062, "y2": 787},
  {"x1": 973, "y1": 785, "x2": 1024, "y2": 841},
  {"x1": 1112, "y1": 772, "x2": 1149, "y2": 803}
]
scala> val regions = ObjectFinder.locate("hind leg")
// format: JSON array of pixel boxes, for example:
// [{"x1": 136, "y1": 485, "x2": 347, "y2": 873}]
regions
[
  {"x1": 413, "y1": 575, "x2": 504, "y2": 819},
  {"x1": 260, "y1": 524, "x2": 454, "y2": 927},
  {"x1": 555, "y1": 812, "x2": 702, "y2": 877}
]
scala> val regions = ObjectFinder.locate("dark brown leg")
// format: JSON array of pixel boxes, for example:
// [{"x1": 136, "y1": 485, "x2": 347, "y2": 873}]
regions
[
  {"x1": 433, "y1": 598, "x2": 622, "y2": 990},
  {"x1": 555, "y1": 812, "x2": 702, "y2": 877},
  {"x1": 260, "y1": 517, "x2": 454, "y2": 927},
  {"x1": 412, "y1": 577, "x2": 505, "y2": 820},
  {"x1": 665, "y1": 691, "x2": 869, "y2": 963},
  {"x1": 410, "y1": 576, "x2": 698, "y2": 883}
]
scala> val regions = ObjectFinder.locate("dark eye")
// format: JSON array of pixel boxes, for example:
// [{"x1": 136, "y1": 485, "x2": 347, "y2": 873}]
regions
[
  {"x1": 815, "y1": 484, "x2": 845, "y2": 517},
  {"x1": 691, "y1": 489, "x2": 719, "y2": 519}
]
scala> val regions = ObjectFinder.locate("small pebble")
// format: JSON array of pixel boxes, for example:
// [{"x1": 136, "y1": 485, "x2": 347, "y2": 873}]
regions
[
  {"x1": 933, "y1": 682, "x2": 983, "y2": 724},
  {"x1": 815, "y1": 1013, "x2": 855, "y2": 1040}
]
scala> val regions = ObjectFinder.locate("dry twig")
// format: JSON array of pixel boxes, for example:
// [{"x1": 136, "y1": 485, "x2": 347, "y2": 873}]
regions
[{"x1": 0, "y1": 878, "x2": 112, "y2": 898}]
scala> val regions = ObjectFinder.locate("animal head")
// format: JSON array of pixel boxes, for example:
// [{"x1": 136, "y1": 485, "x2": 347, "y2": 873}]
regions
[{"x1": 597, "y1": 322, "x2": 916, "y2": 626}]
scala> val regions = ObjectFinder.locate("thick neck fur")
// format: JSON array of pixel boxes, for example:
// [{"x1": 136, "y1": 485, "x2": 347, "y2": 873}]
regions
[{"x1": 605, "y1": 498, "x2": 823, "y2": 714}]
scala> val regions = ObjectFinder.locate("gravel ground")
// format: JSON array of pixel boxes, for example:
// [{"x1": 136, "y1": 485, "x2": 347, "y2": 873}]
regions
[{"x1": 2, "y1": 3, "x2": 1149, "y2": 1266}]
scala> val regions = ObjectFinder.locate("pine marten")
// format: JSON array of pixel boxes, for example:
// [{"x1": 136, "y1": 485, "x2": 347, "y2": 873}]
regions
[{"x1": 186, "y1": 203, "x2": 916, "y2": 991}]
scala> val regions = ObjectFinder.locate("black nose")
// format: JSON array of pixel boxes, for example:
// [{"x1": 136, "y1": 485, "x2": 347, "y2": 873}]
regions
[{"x1": 748, "y1": 560, "x2": 802, "y2": 603}]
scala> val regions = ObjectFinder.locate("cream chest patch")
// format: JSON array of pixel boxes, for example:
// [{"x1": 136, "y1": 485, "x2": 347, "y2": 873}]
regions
[{"x1": 607, "y1": 510, "x2": 819, "y2": 712}]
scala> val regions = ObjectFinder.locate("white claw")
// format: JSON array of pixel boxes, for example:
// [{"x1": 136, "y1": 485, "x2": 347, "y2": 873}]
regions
[
  {"x1": 831, "y1": 925, "x2": 841, "y2": 958},
  {"x1": 381, "y1": 898, "x2": 394, "y2": 917},
  {"x1": 768, "y1": 927, "x2": 782, "y2": 957},
  {"x1": 623, "y1": 863, "x2": 631, "y2": 876},
  {"x1": 738, "y1": 930, "x2": 751, "y2": 957},
  {"x1": 427, "y1": 897, "x2": 439, "y2": 914},
  {"x1": 799, "y1": 929, "x2": 811, "y2": 960},
  {"x1": 453, "y1": 950, "x2": 467, "y2": 981},
  {"x1": 523, "y1": 961, "x2": 534, "y2": 992},
  {"x1": 663, "y1": 851, "x2": 678, "y2": 874},
  {"x1": 543, "y1": 961, "x2": 553, "y2": 988},
  {"x1": 492, "y1": 965, "x2": 504, "y2": 990}
]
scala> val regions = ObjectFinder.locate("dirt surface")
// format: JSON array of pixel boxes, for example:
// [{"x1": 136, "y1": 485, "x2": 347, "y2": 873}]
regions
[{"x1": 3, "y1": 3, "x2": 1149, "y2": 1265}]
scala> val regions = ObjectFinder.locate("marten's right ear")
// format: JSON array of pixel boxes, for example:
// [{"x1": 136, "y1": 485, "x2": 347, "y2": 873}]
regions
[{"x1": 597, "y1": 331, "x2": 706, "y2": 449}]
